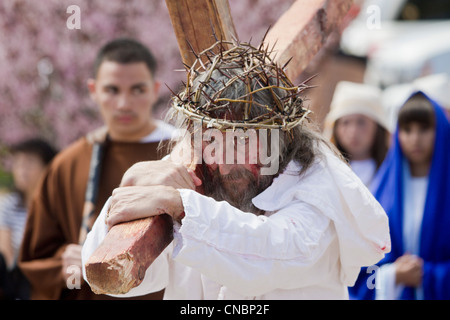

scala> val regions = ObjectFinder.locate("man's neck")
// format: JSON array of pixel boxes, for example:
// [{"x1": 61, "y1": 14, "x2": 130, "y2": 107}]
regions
[{"x1": 109, "y1": 121, "x2": 157, "y2": 143}]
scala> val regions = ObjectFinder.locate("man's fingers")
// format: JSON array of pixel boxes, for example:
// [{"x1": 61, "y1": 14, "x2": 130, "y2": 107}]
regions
[
  {"x1": 187, "y1": 168, "x2": 203, "y2": 187},
  {"x1": 119, "y1": 160, "x2": 197, "y2": 190},
  {"x1": 174, "y1": 164, "x2": 196, "y2": 189},
  {"x1": 108, "y1": 186, "x2": 170, "y2": 228}
]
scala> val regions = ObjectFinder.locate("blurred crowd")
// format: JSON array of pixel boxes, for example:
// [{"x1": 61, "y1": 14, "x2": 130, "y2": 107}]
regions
[
  {"x1": 325, "y1": 78, "x2": 450, "y2": 300},
  {"x1": 1, "y1": 0, "x2": 449, "y2": 300}
]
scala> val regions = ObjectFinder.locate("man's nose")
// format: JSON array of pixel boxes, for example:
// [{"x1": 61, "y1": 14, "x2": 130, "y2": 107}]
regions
[
  {"x1": 218, "y1": 163, "x2": 235, "y2": 176},
  {"x1": 117, "y1": 93, "x2": 131, "y2": 110}
]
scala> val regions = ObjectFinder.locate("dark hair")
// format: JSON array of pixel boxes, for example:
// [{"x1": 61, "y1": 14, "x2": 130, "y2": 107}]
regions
[
  {"x1": 93, "y1": 38, "x2": 157, "y2": 78},
  {"x1": 398, "y1": 92, "x2": 435, "y2": 129},
  {"x1": 11, "y1": 138, "x2": 57, "y2": 165},
  {"x1": 332, "y1": 122, "x2": 389, "y2": 169}
]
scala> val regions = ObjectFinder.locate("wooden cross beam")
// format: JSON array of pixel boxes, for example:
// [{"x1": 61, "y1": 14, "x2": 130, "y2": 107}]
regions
[
  {"x1": 165, "y1": 0, "x2": 238, "y2": 66},
  {"x1": 85, "y1": 0, "x2": 353, "y2": 295},
  {"x1": 166, "y1": 0, "x2": 353, "y2": 80},
  {"x1": 264, "y1": 0, "x2": 354, "y2": 80}
]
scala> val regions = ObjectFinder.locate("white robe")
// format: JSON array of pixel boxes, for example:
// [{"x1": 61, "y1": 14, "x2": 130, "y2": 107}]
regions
[
  {"x1": 82, "y1": 146, "x2": 391, "y2": 299},
  {"x1": 350, "y1": 159, "x2": 377, "y2": 187}
]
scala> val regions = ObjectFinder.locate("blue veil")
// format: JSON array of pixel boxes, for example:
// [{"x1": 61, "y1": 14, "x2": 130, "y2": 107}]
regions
[{"x1": 351, "y1": 91, "x2": 450, "y2": 299}]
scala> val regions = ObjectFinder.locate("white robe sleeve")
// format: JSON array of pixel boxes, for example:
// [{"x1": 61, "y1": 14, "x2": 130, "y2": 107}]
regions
[
  {"x1": 81, "y1": 197, "x2": 171, "y2": 298},
  {"x1": 172, "y1": 189, "x2": 335, "y2": 297}
]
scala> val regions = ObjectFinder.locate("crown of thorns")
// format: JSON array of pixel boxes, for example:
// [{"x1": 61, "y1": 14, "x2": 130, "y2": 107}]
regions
[{"x1": 169, "y1": 40, "x2": 313, "y2": 131}]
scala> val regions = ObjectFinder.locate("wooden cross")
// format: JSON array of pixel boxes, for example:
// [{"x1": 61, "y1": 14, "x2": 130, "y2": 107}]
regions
[
  {"x1": 166, "y1": 0, "x2": 353, "y2": 81},
  {"x1": 85, "y1": 0, "x2": 353, "y2": 295}
]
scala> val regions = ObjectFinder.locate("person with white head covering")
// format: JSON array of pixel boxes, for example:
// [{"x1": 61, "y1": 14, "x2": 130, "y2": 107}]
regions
[{"x1": 325, "y1": 81, "x2": 391, "y2": 187}]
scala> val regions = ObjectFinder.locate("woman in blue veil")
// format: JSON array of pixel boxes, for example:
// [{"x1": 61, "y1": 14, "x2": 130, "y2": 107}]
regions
[{"x1": 350, "y1": 91, "x2": 450, "y2": 299}]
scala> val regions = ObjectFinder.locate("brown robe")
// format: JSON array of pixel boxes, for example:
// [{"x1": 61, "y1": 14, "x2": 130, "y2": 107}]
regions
[{"x1": 19, "y1": 130, "x2": 169, "y2": 300}]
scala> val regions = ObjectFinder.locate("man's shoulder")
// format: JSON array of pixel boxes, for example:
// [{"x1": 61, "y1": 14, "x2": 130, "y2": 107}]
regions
[
  {"x1": 256, "y1": 151, "x2": 350, "y2": 209},
  {"x1": 50, "y1": 136, "x2": 92, "y2": 170},
  {"x1": 143, "y1": 120, "x2": 176, "y2": 143}
]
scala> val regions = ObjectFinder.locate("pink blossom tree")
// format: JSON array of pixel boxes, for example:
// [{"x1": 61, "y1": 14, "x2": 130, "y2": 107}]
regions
[{"x1": 0, "y1": 0, "x2": 294, "y2": 151}]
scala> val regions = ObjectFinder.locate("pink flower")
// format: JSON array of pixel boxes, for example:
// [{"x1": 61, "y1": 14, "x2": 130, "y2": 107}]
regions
[{"x1": 0, "y1": 0, "x2": 295, "y2": 149}]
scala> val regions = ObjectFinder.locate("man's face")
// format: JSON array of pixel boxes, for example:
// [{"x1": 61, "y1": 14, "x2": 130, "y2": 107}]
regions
[
  {"x1": 199, "y1": 130, "x2": 274, "y2": 214},
  {"x1": 88, "y1": 61, "x2": 160, "y2": 141}
]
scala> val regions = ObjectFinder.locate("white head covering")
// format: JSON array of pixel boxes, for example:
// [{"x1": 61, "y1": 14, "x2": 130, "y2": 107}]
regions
[
  {"x1": 381, "y1": 73, "x2": 450, "y2": 131},
  {"x1": 324, "y1": 81, "x2": 390, "y2": 138},
  {"x1": 413, "y1": 73, "x2": 450, "y2": 111},
  {"x1": 381, "y1": 83, "x2": 414, "y2": 132}
]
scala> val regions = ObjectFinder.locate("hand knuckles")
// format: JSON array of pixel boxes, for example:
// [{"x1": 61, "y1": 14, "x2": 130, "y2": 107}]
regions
[{"x1": 164, "y1": 167, "x2": 178, "y2": 180}]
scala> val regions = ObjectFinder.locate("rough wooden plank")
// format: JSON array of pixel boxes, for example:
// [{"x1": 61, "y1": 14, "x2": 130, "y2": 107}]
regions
[
  {"x1": 264, "y1": 0, "x2": 353, "y2": 80},
  {"x1": 165, "y1": 0, "x2": 238, "y2": 67},
  {"x1": 85, "y1": 214, "x2": 173, "y2": 295}
]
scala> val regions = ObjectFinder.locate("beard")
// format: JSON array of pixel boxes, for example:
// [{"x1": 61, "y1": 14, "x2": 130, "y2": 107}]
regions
[{"x1": 200, "y1": 164, "x2": 274, "y2": 215}]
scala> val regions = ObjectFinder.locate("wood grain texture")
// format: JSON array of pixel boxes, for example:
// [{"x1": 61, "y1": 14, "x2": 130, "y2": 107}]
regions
[
  {"x1": 264, "y1": 0, "x2": 353, "y2": 80},
  {"x1": 85, "y1": 214, "x2": 173, "y2": 295},
  {"x1": 165, "y1": 0, "x2": 237, "y2": 67}
]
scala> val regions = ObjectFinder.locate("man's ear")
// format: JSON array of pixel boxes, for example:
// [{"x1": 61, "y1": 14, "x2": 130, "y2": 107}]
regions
[
  {"x1": 87, "y1": 78, "x2": 97, "y2": 100},
  {"x1": 153, "y1": 80, "x2": 161, "y2": 95},
  {"x1": 151, "y1": 80, "x2": 161, "y2": 105}
]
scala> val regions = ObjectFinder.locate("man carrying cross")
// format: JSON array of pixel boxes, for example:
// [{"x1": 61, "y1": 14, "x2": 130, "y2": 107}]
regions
[{"x1": 82, "y1": 40, "x2": 390, "y2": 299}]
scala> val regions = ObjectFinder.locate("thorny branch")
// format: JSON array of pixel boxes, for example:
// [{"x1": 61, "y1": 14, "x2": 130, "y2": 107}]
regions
[{"x1": 169, "y1": 39, "x2": 315, "y2": 131}]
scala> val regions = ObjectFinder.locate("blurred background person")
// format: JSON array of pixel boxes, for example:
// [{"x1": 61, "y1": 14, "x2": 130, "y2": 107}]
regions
[
  {"x1": 325, "y1": 81, "x2": 391, "y2": 187},
  {"x1": 352, "y1": 91, "x2": 450, "y2": 299},
  {"x1": 18, "y1": 38, "x2": 174, "y2": 300},
  {"x1": 0, "y1": 138, "x2": 57, "y2": 299}
]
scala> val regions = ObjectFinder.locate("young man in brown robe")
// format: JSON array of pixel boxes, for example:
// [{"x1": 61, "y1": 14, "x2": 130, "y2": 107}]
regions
[{"x1": 18, "y1": 38, "x2": 174, "y2": 300}]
